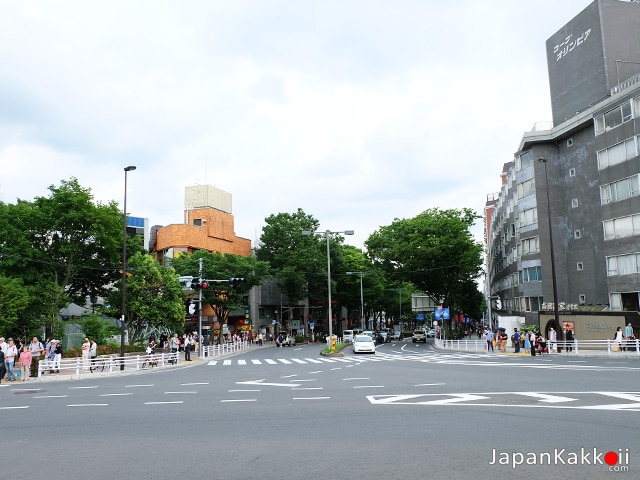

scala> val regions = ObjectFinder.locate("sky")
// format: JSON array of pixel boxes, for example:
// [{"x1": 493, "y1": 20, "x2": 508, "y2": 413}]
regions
[{"x1": 0, "y1": 0, "x2": 594, "y2": 250}]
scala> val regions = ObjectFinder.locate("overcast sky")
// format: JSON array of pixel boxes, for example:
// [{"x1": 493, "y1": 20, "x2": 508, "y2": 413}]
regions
[{"x1": 0, "y1": 0, "x2": 593, "y2": 249}]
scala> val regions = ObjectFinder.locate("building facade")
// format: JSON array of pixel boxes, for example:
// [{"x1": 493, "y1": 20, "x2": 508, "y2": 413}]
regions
[{"x1": 486, "y1": 0, "x2": 640, "y2": 337}]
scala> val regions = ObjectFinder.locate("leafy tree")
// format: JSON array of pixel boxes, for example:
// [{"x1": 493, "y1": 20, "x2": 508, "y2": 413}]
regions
[
  {"x1": 0, "y1": 275, "x2": 30, "y2": 335},
  {"x1": 0, "y1": 178, "x2": 123, "y2": 335},
  {"x1": 79, "y1": 314, "x2": 120, "y2": 346},
  {"x1": 171, "y1": 250, "x2": 270, "y2": 344},
  {"x1": 255, "y1": 209, "x2": 324, "y2": 304},
  {"x1": 104, "y1": 252, "x2": 186, "y2": 344},
  {"x1": 366, "y1": 208, "x2": 483, "y2": 332}
]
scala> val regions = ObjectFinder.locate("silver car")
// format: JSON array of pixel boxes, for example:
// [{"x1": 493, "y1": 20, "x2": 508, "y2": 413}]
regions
[{"x1": 352, "y1": 334, "x2": 376, "y2": 354}]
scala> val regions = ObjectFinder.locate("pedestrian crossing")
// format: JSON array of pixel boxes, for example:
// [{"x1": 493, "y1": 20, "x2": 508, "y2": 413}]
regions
[
  {"x1": 208, "y1": 356, "x2": 383, "y2": 366},
  {"x1": 206, "y1": 350, "x2": 495, "y2": 367}
]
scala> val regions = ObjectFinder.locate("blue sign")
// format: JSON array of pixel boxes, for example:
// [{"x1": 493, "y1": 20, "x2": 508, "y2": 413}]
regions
[
  {"x1": 443, "y1": 307, "x2": 450, "y2": 320},
  {"x1": 434, "y1": 308, "x2": 450, "y2": 320},
  {"x1": 416, "y1": 313, "x2": 425, "y2": 321}
]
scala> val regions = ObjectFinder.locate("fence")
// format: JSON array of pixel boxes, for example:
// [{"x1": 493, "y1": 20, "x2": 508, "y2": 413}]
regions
[
  {"x1": 201, "y1": 340, "x2": 250, "y2": 357},
  {"x1": 435, "y1": 337, "x2": 640, "y2": 356},
  {"x1": 37, "y1": 351, "x2": 180, "y2": 377}
]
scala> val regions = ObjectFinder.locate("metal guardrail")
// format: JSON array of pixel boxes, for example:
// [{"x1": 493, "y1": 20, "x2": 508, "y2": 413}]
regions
[
  {"x1": 435, "y1": 338, "x2": 640, "y2": 356},
  {"x1": 201, "y1": 340, "x2": 250, "y2": 358}
]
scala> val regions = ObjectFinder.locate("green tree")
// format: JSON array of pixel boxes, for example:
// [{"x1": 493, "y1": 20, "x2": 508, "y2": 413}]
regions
[
  {"x1": 0, "y1": 275, "x2": 30, "y2": 335},
  {"x1": 104, "y1": 252, "x2": 186, "y2": 344},
  {"x1": 0, "y1": 178, "x2": 123, "y2": 336},
  {"x1": 255, "y1": 209, "x2": 324, "y2": 304},
  {"x1": 79, "y1": 314, "x2": 120, "y2": 346},
  {"x1": 171, "y1": 250, "x2": 269, "y2": 344},
  {"x1": 366, "y1": 208, "x2": 483, "y2": 332}
]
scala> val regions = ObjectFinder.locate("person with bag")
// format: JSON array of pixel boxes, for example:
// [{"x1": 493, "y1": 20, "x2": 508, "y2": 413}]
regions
[
  {"x1": 28, "y1": 336, "x2": 44, "y2": 377},
  {"x1": 613, "y1": 327, "x2": 623, "y2": 352}
]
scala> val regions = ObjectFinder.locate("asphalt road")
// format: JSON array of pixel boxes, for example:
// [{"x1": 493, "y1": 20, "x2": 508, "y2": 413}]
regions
[{"x1": 1, "y1": 340, "x2": 638, "y2": 480}]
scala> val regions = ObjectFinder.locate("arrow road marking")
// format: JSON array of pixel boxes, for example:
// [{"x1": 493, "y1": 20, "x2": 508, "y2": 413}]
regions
[
  {"x1": 517, "y1": 393, "x2": 578, "y2": 403},
  {"x1": 237, "y1": 379, "x2": 301, "y2": 388}
]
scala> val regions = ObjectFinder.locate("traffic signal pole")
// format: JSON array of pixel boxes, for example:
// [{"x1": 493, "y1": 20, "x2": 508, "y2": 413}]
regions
[{"x1": 198, "y1": 257, "x2": 203, "y2": 358}]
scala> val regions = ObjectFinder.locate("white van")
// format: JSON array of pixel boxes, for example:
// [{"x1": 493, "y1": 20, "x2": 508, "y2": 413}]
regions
[{"x1": 342, "y1": 330, "x2": 355, "y2": 343}]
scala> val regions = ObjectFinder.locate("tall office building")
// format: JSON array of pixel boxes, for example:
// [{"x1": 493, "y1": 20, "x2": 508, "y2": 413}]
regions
[{"x1": 486, "y1": 0, "x2": 640, "y2": 340}]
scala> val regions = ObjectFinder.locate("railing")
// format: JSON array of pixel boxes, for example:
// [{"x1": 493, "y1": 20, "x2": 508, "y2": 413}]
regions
[
  {"x1": 201, "y1": 340, "x2": 250, "y2": 358},
  {"x1": 435, "y1": 338, "x2": 640, "y2": 356},
  {"x1": 37, "y1": 351, "x2": 180, "y2": 377}
]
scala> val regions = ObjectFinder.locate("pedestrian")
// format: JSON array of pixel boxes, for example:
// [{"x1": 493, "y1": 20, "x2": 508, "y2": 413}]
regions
[
  {"x1": 529, "y1": 331, "x2": 536, "y2": 356},
  {"x1": 4, "y1": 338, "x2": 18, "y2": 381},
  {"x1": 624, "y1": 322, "x2": 635, "y2": 351},
  {"x1": 53, "y1": 340, "x2": 63, "y2": 373},
  {"x1": 613, "y1": 327, "x2": 623, "y2": 352},
  {"x1": 184, "y1": 334, "x2": 192, "y2": 361},
  {"x1": 549, "y1": 327, "x2": 557, "y2": 352},
  {"x1": 89, "y1": 339, "x2": 98, "y2": 372},
  {"x1": 28, "y1": 336, "x2": 44, "y2": 377},
  {"x1": 160, "y1": 332, "x2": 168, "y2": 350},
  {"x1": 46, "y1": 340, "x2": 57, "y2": 373},
  {"x1": 18, "y1": 345, "x2": 32, "y2": 381},
  {"x1": 486, "y1": 330, "x2": 494, "y2": 352},
  {"x1": 565, "y1": 329, "x2": 574, "y2": 352},
  {"x1": 523, "y1": 331, "x2": 531, "y2": 353},
  {"x1": 500, "y1": 330, "x2": 507, "y2": 352},
  {"x1": 81, "y1": 337, "x2": 91, "y2": 370},
  {"x1": 0, "y1": 347, "x2": 5, "y2": 383},
  {"x1": 513, "y1": 328, "x2": 520, "y2": 353}
]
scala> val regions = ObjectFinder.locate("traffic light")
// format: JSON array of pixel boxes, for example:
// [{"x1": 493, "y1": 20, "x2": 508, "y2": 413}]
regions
[
  {"x1": 192, "y1": 280, "x2": 201, "y2": 290},
  {"x1": 229, "y1": 277, "x2": 245, "y2": 288}
]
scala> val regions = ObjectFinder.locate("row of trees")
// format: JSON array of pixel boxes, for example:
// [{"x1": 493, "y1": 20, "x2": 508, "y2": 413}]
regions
[{"x1": 0, "y1": 178, "x2": 485, "y2": 344}]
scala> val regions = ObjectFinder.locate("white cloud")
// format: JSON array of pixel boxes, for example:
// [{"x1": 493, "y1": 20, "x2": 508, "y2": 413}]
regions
[{"x1": 0, "y1": 0, "x2": 593, "y2": 249}]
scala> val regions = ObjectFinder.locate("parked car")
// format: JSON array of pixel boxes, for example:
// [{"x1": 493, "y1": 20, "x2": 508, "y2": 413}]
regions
[
  {"x1": 391, "y1": 331, "x2": 404, "y2": 341},
  {"x1": 342, "y1": 330, "x2": 355, "y2": 343},
  {"x1": 426, "y1": 329, "x2": 436, "y2": 338},
  {"x1": 352, "y1": 334, "x2": 376, "y2": 354},
  {"x1": 412, "y1": 329, "x2": 427, "y2": 343}
]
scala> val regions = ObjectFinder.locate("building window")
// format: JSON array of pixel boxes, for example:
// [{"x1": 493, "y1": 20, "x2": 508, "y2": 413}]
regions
[
  {"x1": 595, "y1": 100, "x2": 633, "y2": 135},
  {"x1": 571, "y1": 198, "x2": 579, "y2": 208},
  {"x1": 520, "y1": 236, "x2": 540, "y2": 255},
  {"x1": 519, "y1": 207, "x2": 538, "y2": 227},
  {"x1": 569, "y1": 168, "x2": 576, "y2": 177},
  {"x1": 579, "y1": 294, "x2": 586, "y2": 304},
  {"x1": 567, "y1": 138, "x2": 574, "y2": 147},
  {"x1": 596, "y1": 137, "x2": 638, "y2": 170},
  {"x1": 600, "y1": 174, "x2": 640, "y2": 205},
  {"x1": 515, "y1": 150, "x2": 534, "y2": 171},
  {"x1": 603, "y1": 214, "x2": 640, "y2": 240},
  {"x1": 577, "y1": 262, "x2": 584, "y2": 271},
  {"x1": 574, "y1": 229, "x2": 581, "y2": 239},
  {"x1": 519, "y1": 266, "x2": 542, "y2": 283},
  {"x1": 194, "y1": 219, "x2": 202, "y2": 226},
  {"x1": 606, "y1": 253, "x2": 640, "y2": 276},
  {"x1": 517, "y1": 178, "x2": 536, "y2": 199}
]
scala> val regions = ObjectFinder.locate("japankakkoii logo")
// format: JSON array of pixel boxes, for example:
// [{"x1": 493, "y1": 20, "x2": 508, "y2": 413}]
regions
[{"x1": 489, "y1": 448, "x2": 630, "y2": 472}]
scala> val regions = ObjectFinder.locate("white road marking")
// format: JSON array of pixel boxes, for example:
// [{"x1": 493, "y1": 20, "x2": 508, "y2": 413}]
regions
[{"x1": 517, "y1": 393, "x2": 577, "y2": 403}]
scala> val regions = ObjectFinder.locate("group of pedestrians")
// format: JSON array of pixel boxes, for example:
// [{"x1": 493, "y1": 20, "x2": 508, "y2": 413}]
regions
[{"x1": 0, "y1": 336, "x2": 61, "y2": 382}]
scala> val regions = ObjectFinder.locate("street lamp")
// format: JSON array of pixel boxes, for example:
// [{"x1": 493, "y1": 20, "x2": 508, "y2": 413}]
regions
[
  {"x1": 346, "y1": 272, "x2": 365, "y2": 330},
  {"x1": 538, "y1": 158, "x2": 560, "y2": 327},
  {"x1": 302, "y1": 229, "x2": 354, "y2": 343},
  {"x1": 120, "y1": 165, "x2": 136, "y2": 370}
]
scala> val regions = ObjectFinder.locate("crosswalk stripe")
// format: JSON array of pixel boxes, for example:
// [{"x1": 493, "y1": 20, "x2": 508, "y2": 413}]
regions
[
  {"x1": 305, "y1": 358, "x2": 323, "y2": 364},
  {"x1": 291, "y1": 359, "x2": 307, "y2": 364},
  {"x1": 238, "y1": 360, "x2": 247, "y2": 365},
  {"x1": 251, "y1": 359, "x2": 262, "y2": 365},
  {"x1": 265, "y1": 359, "x2": 277, "y2": 364},
  {"x1": 278, "y1": 359, "x2": 292, "y2": 364}
]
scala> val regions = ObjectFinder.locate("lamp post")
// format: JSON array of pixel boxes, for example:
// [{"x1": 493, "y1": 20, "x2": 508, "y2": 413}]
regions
[
  {"x1": 346, "y1": 272, "x2": 364, "y2": 330},
  {"x1": 302, "y1": 229, "x2": 354, "y2": 343},
  {"x1": 538, "y1": 158, "x2": 560, "y2": 327},
  {"x1": 120, "y1": 165, "x2": 136, "y2": 370}
]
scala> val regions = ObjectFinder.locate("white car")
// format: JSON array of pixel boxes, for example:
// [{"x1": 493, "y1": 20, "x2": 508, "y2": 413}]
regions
[{"x1": 352, "y1": 334, "x2": 376, "y2": 354}]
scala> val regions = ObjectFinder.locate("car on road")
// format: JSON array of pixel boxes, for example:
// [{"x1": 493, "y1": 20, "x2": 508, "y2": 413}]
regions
[
  {"x1": 378, "y1": 331, "x2": 391, "y2": 343},
  {"x1": 362, "y1": 330, "x2": 377, "y2": 344},
  {"x1": 412, "y1": 329, "x2": 427, "y2": 343},
  {"x1": 352, "y1": 334, "x2": 376, "y2": 354},
  {"x1": 426, "y1": 329, "x2": 436, "y2": 338},
  {"x1": 276, "y1": 332, "x2": 296, "y2": 347},
  {"x1": 391, "y1": 331, "x2": 404, "y2": 341}
]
